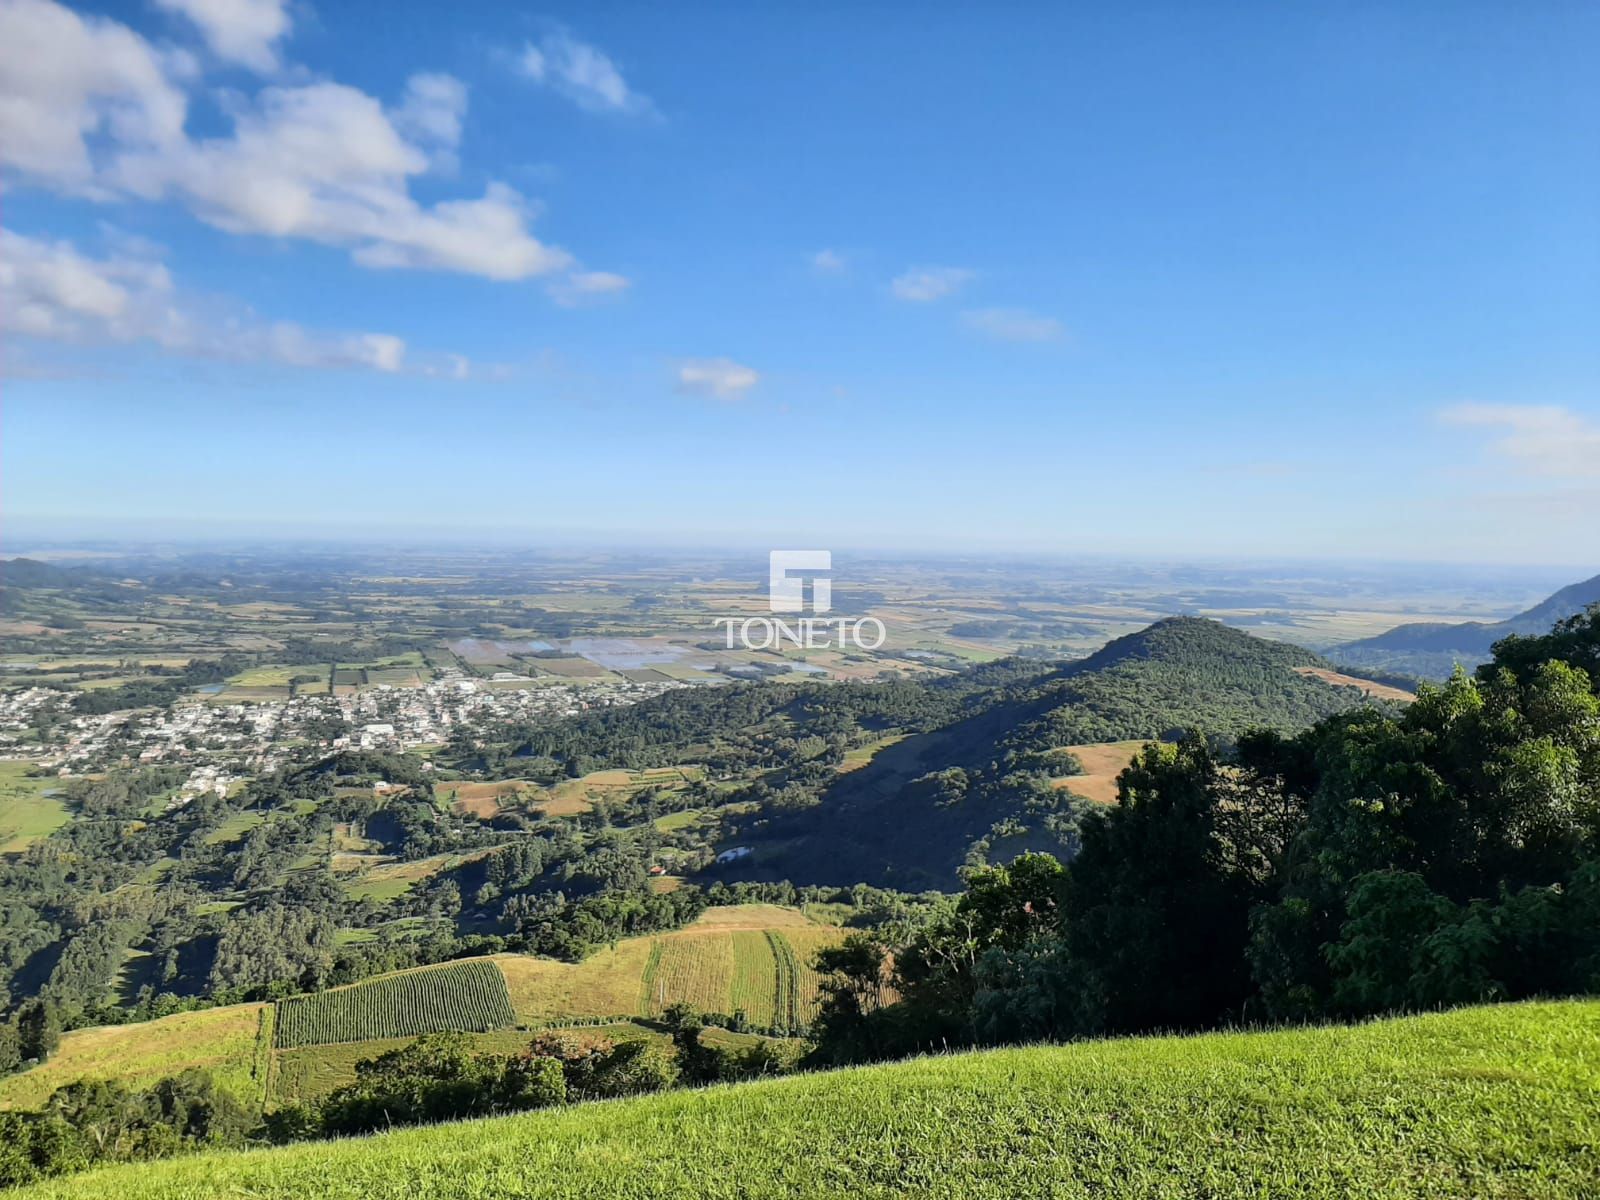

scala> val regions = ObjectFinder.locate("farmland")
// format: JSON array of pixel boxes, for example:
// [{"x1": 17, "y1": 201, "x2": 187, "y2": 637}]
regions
[
  {"x1": 1049, "y1": 740, "x2": 1148, "y2": 804},
  {"x1": 0, "y1": 1003, "x2": 271, "y2": 1111},
  {"x1": 0, "y1": 761, "x2": 68, "y2": 854},
  {"x1": 0, "y1": 906, "x2": 833, "y2": 1117},
  {"x1": 492, "y1": 906, "x2": 840, "y2": 1029},
  {"x1": 273, "y1": 960, "x2": 516, "y2": 1049},
  {"x1": 16, "y1": 1000, "x2": 1596, "y2": 1200}
]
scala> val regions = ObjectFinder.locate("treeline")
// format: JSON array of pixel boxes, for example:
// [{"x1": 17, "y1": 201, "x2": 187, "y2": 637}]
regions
[{"x1": 809, "y1": 608, "x2": 1600, "y2": 1061}]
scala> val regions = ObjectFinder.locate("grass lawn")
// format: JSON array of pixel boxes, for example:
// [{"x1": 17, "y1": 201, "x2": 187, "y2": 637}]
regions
[
  {"x1": 652, "y1": 808, "x2": 701, "y2": 832},
  {"x1": 17, "y1": 1000, "x2": 1598, "y2": 1199},
  {"x1": 0, "y1": 761, "x2": 69, "y2": 853}
]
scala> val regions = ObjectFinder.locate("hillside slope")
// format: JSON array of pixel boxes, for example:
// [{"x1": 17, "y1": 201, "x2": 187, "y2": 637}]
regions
[
  {"x1": 0, "y1": 906, "x2": 838, "y2": 1112},
  {"x1": 1335, "y1": 571, "x2": 1600, "y2": 678},
  {"x1": 15, "y1": 999, "x2": 1597, "y2": 1199},
  {"x1": 749, "y1": 618, "x2": 1381, "y2": 887}
]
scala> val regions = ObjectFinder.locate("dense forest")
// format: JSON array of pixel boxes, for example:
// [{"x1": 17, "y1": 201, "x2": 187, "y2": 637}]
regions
[{"x1": 806, "y1": 607, "x2": 1600, "y2": 1062}]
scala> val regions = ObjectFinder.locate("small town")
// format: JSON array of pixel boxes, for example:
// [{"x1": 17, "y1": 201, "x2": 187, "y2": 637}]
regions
[{"x1": 0, "y1": 672, "x2": 693, "y2": 798}]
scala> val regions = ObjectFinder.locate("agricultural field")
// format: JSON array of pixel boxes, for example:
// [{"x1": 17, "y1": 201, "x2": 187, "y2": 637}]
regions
[
  {"x1": 21, "y1": 1000, "x2": 1597, "y2": 1200},
  {"x1": 273, "y1": 960, "x2": 515, "y2": 1048},
  {"x1": 1292, "y1": 665, "x2": 1417, "y2": 702},
  {"x1": 495, "y1": 905, "x2": 840, "y2": 1029},
  {"x1": 530, "y1": 766, "x2": 704, "y2": 818},
  {"x1": 0, "y1": 761, "x2": 69, "y2": 854},
  {"x1": 0, "y1": 1003, "x2": 271, "y2": 1112},
  {"x1": 432, "y1": 778, "x2": 534, "y2": 819},
  {"x1": 337, "y1": 850, "x2": 489, "y2": 902},
  {"x1": 1049, "y1": 740, "x2": 1148, "y2": 805}
]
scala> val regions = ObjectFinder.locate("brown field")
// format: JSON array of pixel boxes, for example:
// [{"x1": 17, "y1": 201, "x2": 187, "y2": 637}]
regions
[
  {"x1": 691, "y1": 903, "x2": 815, "y2": 930},
  {"x1": 534, "y1": 657, "x2": 611, "y2": 679},
  {"x1": 1293, "y1": 666, "x2": 1416, "y2": 702},
  {"x1": 528, "y1": 767, "x2": 702, "y2": 818},
  {"x1": 433, "y1": 779, "x2": 534, "y2": 819},
  {"x1": 1050, "y1": 740, "x2": 1149, "y2": 804}
]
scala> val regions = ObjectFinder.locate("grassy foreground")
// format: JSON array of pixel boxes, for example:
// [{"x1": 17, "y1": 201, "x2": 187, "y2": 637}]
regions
[{"x1": 14, "y1": 1000, "x2": 1598, "y2": 1199}]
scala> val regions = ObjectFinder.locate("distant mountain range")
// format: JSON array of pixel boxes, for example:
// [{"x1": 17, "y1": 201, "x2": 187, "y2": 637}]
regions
[{"x1": 1334, "y1": 571, "x2": 1600, "y2": 679}]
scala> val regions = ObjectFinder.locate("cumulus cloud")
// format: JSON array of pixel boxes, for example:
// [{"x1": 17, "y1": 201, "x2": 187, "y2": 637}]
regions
[
  {"x1": 0, "y1": 228, "x2": 436, "y2": 374},
  {"x1": 548, "y1": 269, "x2": 631, "y2": 307},
  {"x1": 0, "y1": 1, "x2": 581, "y2": 284},
  {"x1": 1440, "y1": 404, "x2": 1600, "y2": 479},
  {"x1": 111, "y1": 80, "x2": 571, "y2": 280},
  {"x1": 677, "y1": 357, "x2": 758, "y2": 400},
  {"x1": 152, "y1": 0, "x2": 291, "y2": 73},
  {"x1": 0, "y1": 0, "x2": 190, "y2": 192},
  {"x1": 519, "y1": 32, "x2": 652, "y2": 116},
  {"x1": 962, "y1": 307, "x2": 1064, "y2": 343},
  {"x1": 890, "y1": 265, "x2": 972, "y2": 302},
  {"x1": 811, "y1": 249, "x2": 846, "y2": 275}
]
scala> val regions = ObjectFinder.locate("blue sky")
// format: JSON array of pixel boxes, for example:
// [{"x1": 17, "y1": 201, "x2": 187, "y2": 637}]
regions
[{"x1": 2, "y1": 0, "x2": 1597, "y2": 565}]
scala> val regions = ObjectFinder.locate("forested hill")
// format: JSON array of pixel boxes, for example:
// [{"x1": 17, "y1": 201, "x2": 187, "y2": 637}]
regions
[
  {"x1": 514, "y1": 618, "x2": 1388, "y2": 889},
  {"x1": 1334, "y1": 571, "x2": 1600, "y2": 678},
  {"x1": 751, "y1": 618, "x2": 1382, "y2": 887}
]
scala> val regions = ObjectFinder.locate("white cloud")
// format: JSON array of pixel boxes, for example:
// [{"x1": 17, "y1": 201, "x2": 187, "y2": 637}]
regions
[
  {"x1": 0, "y1": 0, "x2": 190, "y2": 192},
  {"x1": 0, "y1": 228, "x2": 433, "y2": 374},
  {"x1": 549, "y1": 269, "x2": 631, "y2": 307},
  {"x1": 811, "y1": 249, "x2": 845, "y2": 275},
  {"x1": 962, "y1": 307, "x2": 1064, "y2": 343},
  {"x1": 0, "y1": 1, "x2": 580, "y2": 284},
  {"x1": 392, "y1": 72, "x2": 467, "y2": 156},
  {"x1": 677, "y1": 357, "x2": 758, "y2": 400},
  {"x1": 891, "y1": 265, "x2": 972, "y2": 302},
  {"x1": 519, "y1": 32, "x2": 652, "y2": 116},
  {"x1": 111, "y1": 79, "x2": 572, "y2": 281},
  {"x1": 1440, "y1": 403, "x2": 1600, "y2": 479},
  {"x1": 153, "y1": 0, "x2": 291, "y2": 73}
]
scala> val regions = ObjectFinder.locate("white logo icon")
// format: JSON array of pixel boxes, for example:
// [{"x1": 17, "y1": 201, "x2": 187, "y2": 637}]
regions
[{"x1": 768, "y1": 550, "x2": 832, "y2": 613}]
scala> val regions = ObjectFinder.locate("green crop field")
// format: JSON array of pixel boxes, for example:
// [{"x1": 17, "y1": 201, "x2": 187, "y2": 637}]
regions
[
  {"x1": 0, "y1": 1003, "x2": 271, "y2": 1112},
  {"x1": 15, "y1": 1000, "x2": 1598, "y2": 1199},
  {"x1": 273, "y1": 960, "x2": 515, "y2": 1049},
  {"x1": 0, "y1": 762, "x2": 69, "y2": 854}
]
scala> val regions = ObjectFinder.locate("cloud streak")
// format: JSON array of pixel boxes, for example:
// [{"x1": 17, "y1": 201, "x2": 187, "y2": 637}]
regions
[
  {"x1": 1439, "y1": 403, "x2": 1600, "y2": 480},
  {"x1": 0, "y1": 228, "x2": 462, "y2": 375},
  {"x1": 891, "y1": 265, "x2": 972, "y2": 302},
  {"x1": 519, "y1": 32, "x2": 653, "y2": 116},
  {"x1": 677, "y1": 357, "x2": 758, "y2": 400},
  {"x1": 962, "y1": 307, "x2": 1063, "y2": 343}
]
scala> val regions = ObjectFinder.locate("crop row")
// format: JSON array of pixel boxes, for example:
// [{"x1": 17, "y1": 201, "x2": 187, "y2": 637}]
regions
[{"x1": 273, "y1": 960, "x2": 516, "y2": 1048}]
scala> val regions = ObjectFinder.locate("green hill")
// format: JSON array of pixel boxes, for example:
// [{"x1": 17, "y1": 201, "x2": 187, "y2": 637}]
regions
[
  {"x1": 13, "y1": 999, "x2": 1597, "y2": 1199},
  {"x1": 750, "y1": 618, "x2": 1382, "y2": 886},
  {"x1": 1336, "y1": 570, "x2": 1600, "y2": 678}
]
